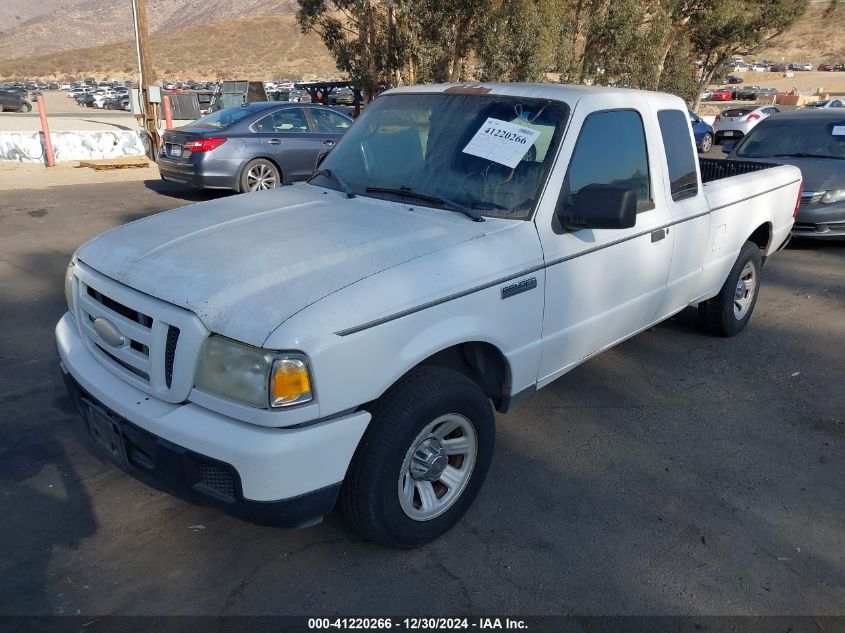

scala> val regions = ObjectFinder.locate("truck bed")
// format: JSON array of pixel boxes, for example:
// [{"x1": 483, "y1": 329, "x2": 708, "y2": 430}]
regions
[{"x1": 699, "y1": 157, "x2": 782, "y2": 183}]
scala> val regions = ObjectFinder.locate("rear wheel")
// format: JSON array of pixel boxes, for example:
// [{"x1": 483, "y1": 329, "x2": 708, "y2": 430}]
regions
[
  {"x1": 239, "y1": 159, "x2": 280, "y2": 192},
  {"x1": 699, "y1": 132, "x2": 713, "y2": 153},
  {"x1": 698, "y1": 241, "x2": 763, "y2": 336},
  {"x1": 0, "y1": 104, "x2": 4, "y2": 113},
  {"x1": 341, "y1": 366, "x2": 495, "y2": 548}
]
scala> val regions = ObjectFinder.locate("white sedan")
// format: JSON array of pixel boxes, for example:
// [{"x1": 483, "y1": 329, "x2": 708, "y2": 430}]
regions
[{"x1": 713, "y1": 105, "x2": 781, "y2": 144}]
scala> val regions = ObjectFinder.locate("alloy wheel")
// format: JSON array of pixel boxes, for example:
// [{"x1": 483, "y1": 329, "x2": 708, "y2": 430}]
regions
[{"x1": 246, "y1": 164, "x2": 278, "y2": 191}]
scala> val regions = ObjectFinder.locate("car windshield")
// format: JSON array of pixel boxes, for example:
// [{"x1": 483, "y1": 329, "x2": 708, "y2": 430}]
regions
[
  {"x1": 736, "y1": 119, "x2": 845, "y2": 159},
  {"x1": 724, "y1": 108, "x2": 753, "y2": 117},
  {"x1": 312, "y1": 93, "x2": 569, "y2": 220},
  {"x1": 190, "y1": 107, "x2": 254, "y2": 129}
]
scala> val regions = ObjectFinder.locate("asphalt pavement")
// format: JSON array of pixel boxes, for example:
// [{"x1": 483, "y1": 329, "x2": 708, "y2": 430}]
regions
[{"x1": 0, "y1": 178, "x2": 843, "y2": 617}]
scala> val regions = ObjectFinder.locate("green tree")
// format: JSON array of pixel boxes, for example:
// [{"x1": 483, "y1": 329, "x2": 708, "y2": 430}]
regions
[
  {"x1": 473, "y1": 0, "x2": 545, "y2": 82},
  {"x1": 688, "y1": 0, "x2": 808, "y2": 110}
]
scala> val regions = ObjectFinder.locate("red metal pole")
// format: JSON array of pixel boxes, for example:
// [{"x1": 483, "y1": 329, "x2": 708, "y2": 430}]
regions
[
  {"x1": 162, "y1": 94, "x2": 173, "y2": 130},
  {"x1": 36, "y1": 95, "x2": 56, "y2": 167}
]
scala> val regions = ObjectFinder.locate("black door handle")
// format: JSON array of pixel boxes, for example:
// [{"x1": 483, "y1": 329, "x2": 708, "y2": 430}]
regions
[
  {"x1": 323, "y1": 140, "x2": 335, "y2": 147},
  {"x1": 268, "y1": 139, "x2": 281, "y2": 145},
  {"x1": 651, "y1": 228, "x2": 666, "y2": 243}
]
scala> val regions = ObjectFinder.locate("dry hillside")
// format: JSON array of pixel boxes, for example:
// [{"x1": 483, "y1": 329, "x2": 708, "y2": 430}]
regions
[
  {"x1": 0, "y1": 0, "x2": 295, "y2": 60},
  {"x1": 1, "y1": 1, "x2": 842, "y2": 82},
  {"x1": 0, "y1": 15, "x2": 339, "y2": 81},
  {"x1": 755, "y1": 2, "x2": 845, "y2": 63}
]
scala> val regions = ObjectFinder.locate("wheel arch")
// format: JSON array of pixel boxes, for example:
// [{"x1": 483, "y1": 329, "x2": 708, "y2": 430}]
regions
[
  {"x1": 372, "y1": 340, "x2": 514, "y2": 414},
  {"x1": 746, "y1": 221, "x2": 773, "y2": 262}
]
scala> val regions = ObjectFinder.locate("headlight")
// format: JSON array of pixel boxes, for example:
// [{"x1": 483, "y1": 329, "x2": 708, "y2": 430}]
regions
[
  {"x1": 65, "y1": 261, "x2": 75, "y2": 317},
  {"x1": 194, "y1": 336, "x2": 313, "y2": 409},
  {"x1": 821, "y1": 189, "x2": 845, "y2": 204}
]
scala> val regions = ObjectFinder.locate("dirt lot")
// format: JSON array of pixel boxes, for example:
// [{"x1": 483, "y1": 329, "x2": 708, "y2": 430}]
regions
[
  {"x1": 0, "y1": 178, "x2": 843, "y2": 617},
  {"x1": 0, "y1": 91, "x2": 192, "y2": 132}
]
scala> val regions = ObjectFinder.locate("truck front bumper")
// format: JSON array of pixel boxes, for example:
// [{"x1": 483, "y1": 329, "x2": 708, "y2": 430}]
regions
[{"x1": 56, "y1": 313, "x2": 371, "y2": 528}]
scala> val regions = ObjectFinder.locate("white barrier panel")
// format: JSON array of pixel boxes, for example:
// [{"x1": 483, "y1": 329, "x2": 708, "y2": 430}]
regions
[{"x1": 0, "y1": 131, "x2": 149, "y2": 163}]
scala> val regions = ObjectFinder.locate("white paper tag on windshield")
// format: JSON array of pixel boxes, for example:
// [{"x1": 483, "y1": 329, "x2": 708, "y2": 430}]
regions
[
  {"x1": 832, "y1": 125, "x2": 845, "y2": 136},
  {"x1": 462, "y1": 118, "x2": 542, "y2": 169}
]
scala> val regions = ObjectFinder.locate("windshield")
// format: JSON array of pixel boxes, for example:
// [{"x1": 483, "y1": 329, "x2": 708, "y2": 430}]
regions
[
  {"x1": 312, "y1": 93, "x2": 570, "y2": 220},
  {"x1": 737, "y1": 119, "x2": 845, "y2": 159},
  {"x1": 190, "y1": 107, "x2": 253, "y2": 129}
]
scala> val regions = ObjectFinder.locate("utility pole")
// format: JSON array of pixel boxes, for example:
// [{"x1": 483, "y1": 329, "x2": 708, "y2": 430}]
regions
[{"x1": 131, "y1": 0, "x2": 159, "y2": 151}]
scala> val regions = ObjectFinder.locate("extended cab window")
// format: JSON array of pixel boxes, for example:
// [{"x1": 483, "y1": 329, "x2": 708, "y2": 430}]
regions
[
  {"x1": 560, "y1": 110, "x2": 652, "y2": 219},
  {"x1": 657, "y1": 109, "x2": 699, "y2": 201}
]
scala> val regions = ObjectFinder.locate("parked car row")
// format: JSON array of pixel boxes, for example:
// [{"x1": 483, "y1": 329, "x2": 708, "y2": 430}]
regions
[
  {"x1": 69, "y1": 84, "x2": 131, "y2": 109},
  {"x1": 1, "y1": 80, "x2": 59, "y2": 92},
  {"x1": 706, "y1": 86, "x2": 779, "y2": 102},
  {"x1": 728, "y1": 58, "x2": 844, "y2": 73}
]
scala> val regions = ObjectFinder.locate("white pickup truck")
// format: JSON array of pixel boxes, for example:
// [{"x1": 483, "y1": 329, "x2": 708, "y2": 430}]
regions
[{"x1": 57, "y1": 84, "x2": 802, "y2": 548}]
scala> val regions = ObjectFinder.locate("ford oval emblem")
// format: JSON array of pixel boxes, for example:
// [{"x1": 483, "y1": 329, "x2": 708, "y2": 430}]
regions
[{"x1": 93, "y1": 317, "x2": 125, "y2": 348}]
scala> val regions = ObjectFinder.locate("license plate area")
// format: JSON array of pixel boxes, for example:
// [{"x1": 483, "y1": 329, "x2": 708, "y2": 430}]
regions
[
  {"x1": 723, "y1": 131, "x2": 735, "y2": 136},
  {"x1": 85, "y1": 401, "x2": 128, "y2": 467},
  {"x1": 168, "y1": 144, "x2": 183, "y2": 158}
]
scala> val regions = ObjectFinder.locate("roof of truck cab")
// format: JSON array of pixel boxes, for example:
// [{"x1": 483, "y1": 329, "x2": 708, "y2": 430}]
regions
[{"x1": 383, "y1": 82, "x2": 681, "y2": 104}]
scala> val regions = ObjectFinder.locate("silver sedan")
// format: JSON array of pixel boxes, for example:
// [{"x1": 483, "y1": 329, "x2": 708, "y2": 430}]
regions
[{"x1": 713, "y1": 105, "x2": 780, "y2": 144}]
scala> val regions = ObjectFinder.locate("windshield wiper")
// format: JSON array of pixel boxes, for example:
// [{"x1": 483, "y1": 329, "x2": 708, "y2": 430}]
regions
[
  {"x1": 770, "y1": 153, "x2": 843, "y2": 160},
  {"x1": 309, "y1": 169, "x2": 356, "y2": 197},
  {"x1": 365, "y1": 186, "x2": 484, "y2": 222}
]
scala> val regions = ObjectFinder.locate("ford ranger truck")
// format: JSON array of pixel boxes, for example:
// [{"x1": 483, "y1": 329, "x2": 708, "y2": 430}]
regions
[{"x1": 57, "y1": 84, "x2": 802, "y2": 548}]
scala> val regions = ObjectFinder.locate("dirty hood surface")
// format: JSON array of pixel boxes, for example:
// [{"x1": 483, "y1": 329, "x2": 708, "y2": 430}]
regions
[{"x1": 77, "y1": 186, "x2": 489, "y2": 345}]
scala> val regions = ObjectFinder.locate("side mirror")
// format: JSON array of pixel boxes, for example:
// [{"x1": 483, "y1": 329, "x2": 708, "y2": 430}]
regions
[
  {"x1": 721, "y1": 141, "x2": 735, "y2": 154},
  {"x1": 557, "y1": 185, "x2": 637, "y2": 231}
]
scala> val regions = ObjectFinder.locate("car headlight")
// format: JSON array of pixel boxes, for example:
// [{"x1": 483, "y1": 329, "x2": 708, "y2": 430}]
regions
[
  {"x1": 821, "y1": 189, "x2": 845, "y2": 204},
  {"x1": 65, "y1": 261, "x2": 76, "y2": 317},
  {"x1": 194, "y1": 336, "x2": 313, "y2": 409}
]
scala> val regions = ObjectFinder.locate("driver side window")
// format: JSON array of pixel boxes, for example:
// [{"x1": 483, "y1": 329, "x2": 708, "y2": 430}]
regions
[{"x1": 557, "y1": 110, "x2": 652, "y2": 226}]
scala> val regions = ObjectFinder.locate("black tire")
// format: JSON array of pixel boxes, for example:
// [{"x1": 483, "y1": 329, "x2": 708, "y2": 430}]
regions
[
  {"x1": 341, "y1": 366, "x2": 495, "y2": 548},
  {"x1": 19, "y1": 102, "x2": 31, "y2": 113},
  {"x1": 698, "y1": 241, "x2": 763, "y2": 337},
  {"x1": 239, "y1": 158, "x2": 281, "y2": 192},
  {"x1": 0, "y1": 104, "x2": 4, "y2": 113},
  {"x1": 699, "y1": 132, "x2": 713, "y2": 153}
]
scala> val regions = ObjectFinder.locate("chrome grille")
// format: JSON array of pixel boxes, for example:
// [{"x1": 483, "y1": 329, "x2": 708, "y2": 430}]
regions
[
  {"x1": 72, "y1": 261, "x2": 208, "y2": 403},
  {"x1": 78, "y1": 281, "x2": 155, "y2": 389}
]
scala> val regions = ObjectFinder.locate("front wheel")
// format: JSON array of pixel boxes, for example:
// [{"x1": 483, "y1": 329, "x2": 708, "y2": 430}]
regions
[
  {"x1": 341, "y1": 366, "x2": 495, "y2": 548},
  {"x1": 698, "y1": 241, "x2": 763, "y2": 336},
  {"x1": 699, "y1": 132, "x2": 713, "y2": 153}
]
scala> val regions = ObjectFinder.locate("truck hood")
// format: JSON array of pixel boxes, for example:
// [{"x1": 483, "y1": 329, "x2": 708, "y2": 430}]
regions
[{"x1": 77, "y1": 186, "x2": 490, "y2": 345}]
